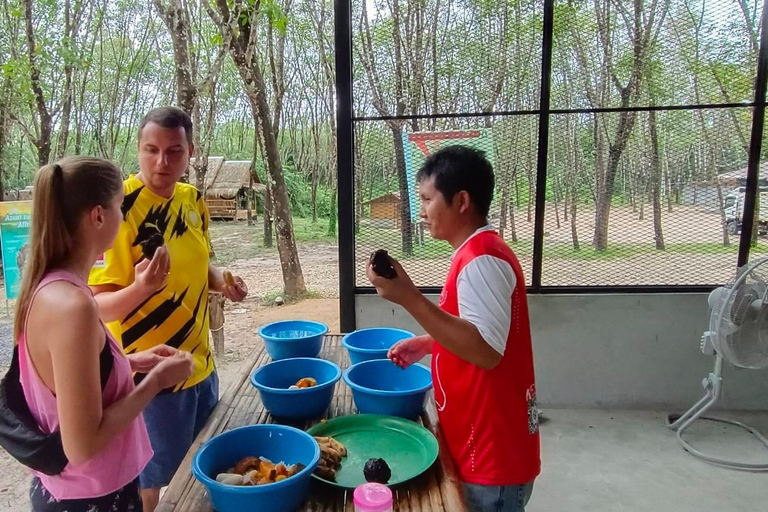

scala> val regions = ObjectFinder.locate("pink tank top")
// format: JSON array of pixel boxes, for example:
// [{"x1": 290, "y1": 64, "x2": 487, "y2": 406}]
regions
[{"x1": 17, "y1": 270, "x2": 153, "y2": 500}]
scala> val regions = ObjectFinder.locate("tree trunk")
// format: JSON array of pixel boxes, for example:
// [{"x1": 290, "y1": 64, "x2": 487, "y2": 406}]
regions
[
  {"x1": 391, "y1": 124, "x2": 413, "y2": 255},
  {"x1": 567, "y1": 115, "x2": 579, "y2": 250},
  {"x1": 593, "y1": 111, "x2": 640, "y2": 251},
  {"x1": 311, "y1": 171, "x2": 319, "y2": 223},
  {"x1": 154, "y1": 0, "x2": 198, "y2": 115},
  {"x1": 508, "y1": 201, "x2": 518, "y2": 243},
  {"x1": 250, "y1": 94, "x2": 306, "y2": 297},
  {"x1": 0, "y1": 77, "x2": 10, "y2": 201},
  {"x1": 23, "y1": 0, "x2": 52, "y2": 167},
  {"x1": 570, "y1": 163, "x2": 579, "y2": 251},
  {"x1": 328, "y1": 186, "x2": 337, "y2": 237},
  {"x1": 263, "y1": 171, "x2": 274, "y2": 248},
  {"x1": 715, "y1": 180, "x2": 731, "y2": 247},
  {"x1": 648, "y1": 109, "x2": 665, "y2": 250}
]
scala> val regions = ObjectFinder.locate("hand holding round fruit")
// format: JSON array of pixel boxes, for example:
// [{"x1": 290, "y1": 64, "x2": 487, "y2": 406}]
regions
[
  {"x1": 134, "y1": 239, "x2": 170, "y2": 295},
  {"x1": 369, "y1": 249, "x2": 397, "y2": 279}
]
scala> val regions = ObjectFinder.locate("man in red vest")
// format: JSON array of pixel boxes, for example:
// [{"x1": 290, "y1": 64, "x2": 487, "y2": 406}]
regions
[{"x1": 367, "y1": 146, "x2": 540, "y2": 512}]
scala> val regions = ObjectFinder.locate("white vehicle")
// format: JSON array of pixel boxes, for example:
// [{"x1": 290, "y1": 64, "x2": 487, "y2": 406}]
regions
[{"x1": 723, "y1": 187, "x2": 768, "y2": 235}]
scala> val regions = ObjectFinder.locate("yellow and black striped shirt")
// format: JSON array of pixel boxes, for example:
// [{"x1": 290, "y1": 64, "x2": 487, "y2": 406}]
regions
[{"x1": 89, "y1": 174, "x2": 213, "y2": 391}]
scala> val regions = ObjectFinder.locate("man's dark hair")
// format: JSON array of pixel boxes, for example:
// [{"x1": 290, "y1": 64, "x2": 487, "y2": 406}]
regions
[
  {"x1": 416, "y1": 145, "x2": 494, "y2": 218},
  {"x1": 138, "y1": 106, "x2": 193, "y2": 145}
]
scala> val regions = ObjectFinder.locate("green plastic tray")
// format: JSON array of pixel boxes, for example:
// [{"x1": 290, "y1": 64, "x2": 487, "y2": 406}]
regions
[{"x1": 306, "y1": 414, "x2": 439, "y2": 489}]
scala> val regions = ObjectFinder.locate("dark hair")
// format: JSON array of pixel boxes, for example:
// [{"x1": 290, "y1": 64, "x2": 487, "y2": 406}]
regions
[
  {"x1": 15, "y1": 157, "x2": 123, "y2": 340},
  {"x1": 416, "y1": 145, "x2": 494, "y2": 218},
  {"x1": 138, "y1": 106, "x2": 193, "y2": 145}
]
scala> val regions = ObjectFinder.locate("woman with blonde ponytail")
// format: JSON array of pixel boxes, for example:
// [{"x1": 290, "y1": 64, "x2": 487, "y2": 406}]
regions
[{"x1": 10, "y1": 157, "x2": 194, "y2": 511}]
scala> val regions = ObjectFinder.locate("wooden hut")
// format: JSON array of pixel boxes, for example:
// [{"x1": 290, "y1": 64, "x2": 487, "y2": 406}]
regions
[
  {"x1": 364, "y1": 192, "x2": 402, "y2": 227},
  {"x1": 201, "y1": 158, "x2": 266, "y2": 220}
]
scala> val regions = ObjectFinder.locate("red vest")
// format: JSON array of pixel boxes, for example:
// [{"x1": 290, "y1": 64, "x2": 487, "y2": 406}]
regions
[{"x1": 433, "y1": 230, "x2": 541, "y2": 485}]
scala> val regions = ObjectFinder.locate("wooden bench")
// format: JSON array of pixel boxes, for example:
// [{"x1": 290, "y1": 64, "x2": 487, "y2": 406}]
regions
[{"x1": 206, "y1": 199, "x2": 237, "y2": 220}]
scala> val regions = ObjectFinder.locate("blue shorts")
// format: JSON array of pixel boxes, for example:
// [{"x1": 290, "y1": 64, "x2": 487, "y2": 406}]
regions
[
  {"x1": 139, "y1": 372, "x2": 219, "y2": 489},
  {"x1": 462, "y1": 481, "x2": 535, "y2": 512}
]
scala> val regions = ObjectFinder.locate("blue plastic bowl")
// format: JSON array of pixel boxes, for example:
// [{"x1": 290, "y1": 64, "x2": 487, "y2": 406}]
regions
[
  {"x1": 342, "y1": 328, "x2": 415, "y2": 365},
  {"x1": 251, "y1": 358, "x2": 341, "y2": 420},
  {"x1": 258, "y1": 320, "x2": 328, "y2": 360},
  {"x1": 192, "y1": 425, "x2": 320, "y2": 512},
  {"x1": 344, "y1": 359, "x2": 433, "y2": 419}
]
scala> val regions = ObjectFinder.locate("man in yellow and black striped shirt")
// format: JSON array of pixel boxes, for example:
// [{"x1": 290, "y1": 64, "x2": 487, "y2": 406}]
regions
[{"x1": 89, "y1": 107, "x2": 247, "y2": 512}]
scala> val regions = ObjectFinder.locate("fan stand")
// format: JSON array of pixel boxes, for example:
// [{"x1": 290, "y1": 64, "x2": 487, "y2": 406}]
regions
[{"x1": 667, "y1": 354, "x2": 768, "y2": 471}]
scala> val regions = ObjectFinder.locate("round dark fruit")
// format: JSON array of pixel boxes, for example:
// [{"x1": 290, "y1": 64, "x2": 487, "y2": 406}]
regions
[
  {"x1": 370, "y1": 249, "x2": 396, "y2": 279},
  {"x1": 363, "y1": 458, "x2": 391, "y2": 484},
  {"x1": 141, "y1": 232, "x2": 164, "y2": 260}
]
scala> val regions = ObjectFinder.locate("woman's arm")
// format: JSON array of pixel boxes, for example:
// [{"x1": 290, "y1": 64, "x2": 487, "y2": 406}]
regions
[{"x1": 45, "y1": 288, "x2": 191, "y2": 465}]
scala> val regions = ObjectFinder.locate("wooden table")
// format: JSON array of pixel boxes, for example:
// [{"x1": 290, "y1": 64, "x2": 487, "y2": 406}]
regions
[{"x1": 157, "y1": 334, "x2": 466, "y2": 512}]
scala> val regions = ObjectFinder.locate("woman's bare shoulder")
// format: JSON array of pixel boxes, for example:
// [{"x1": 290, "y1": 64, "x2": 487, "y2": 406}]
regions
[{"x1": 29, "y1": 281, "x2": 98, "y2": 329}]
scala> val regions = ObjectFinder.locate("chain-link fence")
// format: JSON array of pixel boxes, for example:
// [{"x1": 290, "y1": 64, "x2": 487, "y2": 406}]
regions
[{"x1": 344, "y1": 0, "x2": 766, "y2": 290}]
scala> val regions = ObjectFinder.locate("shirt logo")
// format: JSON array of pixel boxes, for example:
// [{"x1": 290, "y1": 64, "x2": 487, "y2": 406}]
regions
[
  {"x1": 187, "y1": 210, "x2": 201, "y2": 228},
  {"x1": 438, "y1": 287, "x2": 448, "y2": 307}
]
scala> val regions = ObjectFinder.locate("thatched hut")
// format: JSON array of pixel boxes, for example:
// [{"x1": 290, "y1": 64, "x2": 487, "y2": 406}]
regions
[{"x1": 198, "y1": 158, "x2": 266, "y2": 220}]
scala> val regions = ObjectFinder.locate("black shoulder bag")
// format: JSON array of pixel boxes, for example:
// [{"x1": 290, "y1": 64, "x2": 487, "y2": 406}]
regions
[{"x1": 0, "y1": 346, "x2": 68, "y2": 475}]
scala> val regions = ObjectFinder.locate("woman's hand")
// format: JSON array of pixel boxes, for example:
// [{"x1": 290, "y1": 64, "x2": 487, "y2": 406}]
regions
[
  {"x1": 128, "y1": 345, "x2": 178, "y2": 373},
  {"x1": 147, "y1": 351, "x2": 194, "y2": 391}
]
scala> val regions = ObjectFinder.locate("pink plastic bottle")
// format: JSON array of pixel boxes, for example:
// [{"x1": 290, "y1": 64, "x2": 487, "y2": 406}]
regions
[{"x1": 353, "y1": 483, "x2": 394, "y2": 512}]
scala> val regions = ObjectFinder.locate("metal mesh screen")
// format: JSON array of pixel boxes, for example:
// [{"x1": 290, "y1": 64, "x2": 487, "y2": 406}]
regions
[
  {"x1": 346, "y1": 0, "x2": 765, "y2": 290},
  {"x1": 542, "y1": 108, "x2": 750, "y2": 286},
  {"x1": 353, "y1": 117, "x2": 539, "y2": 287},
  {"x1": 744, "y1": 118, "x2": 768, "y2": 264},
  {"x1": 551, "y1": 0, "x2": 758, "y2": 110}
]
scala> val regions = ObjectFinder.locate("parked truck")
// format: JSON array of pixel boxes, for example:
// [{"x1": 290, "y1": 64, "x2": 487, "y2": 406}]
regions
[{"x1": 723, "y1": 187, "x2": 768, "y2": 235}]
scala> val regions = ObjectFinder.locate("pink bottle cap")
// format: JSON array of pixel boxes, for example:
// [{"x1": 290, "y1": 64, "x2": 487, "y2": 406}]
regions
[{"x1": 353, "y1": 483, "x2": 393, "y2": 512}]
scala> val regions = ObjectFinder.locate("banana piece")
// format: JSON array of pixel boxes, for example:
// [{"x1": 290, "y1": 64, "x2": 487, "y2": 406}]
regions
[
  {"x1": 328, "y1": 438, "x2": 347, "y2": 457},
  {"x1": 215, "y1": 473, "x2": 243, "y2": 486},
  {"x1": 314, "y1": 436, "x2": 347, "y2": 457},
  {"x1": 314, "y1": 465, "x2": 337, "y2": 481}
]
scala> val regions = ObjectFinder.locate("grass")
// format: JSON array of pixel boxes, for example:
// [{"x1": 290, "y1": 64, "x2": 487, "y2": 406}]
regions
[
  {"x1": 211, "y1": 217, "x2": 762, "y2": 267},
  {"x1": 209, "y1": 217, "x2": 336, "y2": 265},
  {"x1": 292, "y1": 217, "x2": 337, "y2": 243},
  {"x1": 357, "y1": 227, "x2": 746, "y2": 261}
]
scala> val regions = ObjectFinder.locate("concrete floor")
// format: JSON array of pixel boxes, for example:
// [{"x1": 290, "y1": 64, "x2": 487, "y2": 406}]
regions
[{"x1": 530, "y1": 410, "x2": 768, "y2": 512}]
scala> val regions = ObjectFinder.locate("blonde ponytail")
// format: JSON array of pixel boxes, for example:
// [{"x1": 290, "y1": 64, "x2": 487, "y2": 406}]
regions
[{"x1": 14, "y1": 157, "x2": 123, "y2": 341}]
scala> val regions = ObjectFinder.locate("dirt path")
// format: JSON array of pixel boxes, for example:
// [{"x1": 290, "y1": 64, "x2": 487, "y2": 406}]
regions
[{"x1": 215, "y1": 297, "x2": 340, "y2": 388}]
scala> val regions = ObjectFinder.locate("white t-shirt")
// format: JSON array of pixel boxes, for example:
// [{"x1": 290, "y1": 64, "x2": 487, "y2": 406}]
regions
[{"x1": 454, "y1": 226, "x2": 516, "y2": 355}]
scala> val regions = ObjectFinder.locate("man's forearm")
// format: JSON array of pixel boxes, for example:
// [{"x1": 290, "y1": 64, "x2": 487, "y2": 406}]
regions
[
  {"x1": 208, "y1": 264, "x2": 224, "y2": 293},
  {"x1": 92, "y1": 283, "x2": 156, "y2": 323},
  {"x1": 405, "y1": 293, "x2": 501, "y2": 369}
]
